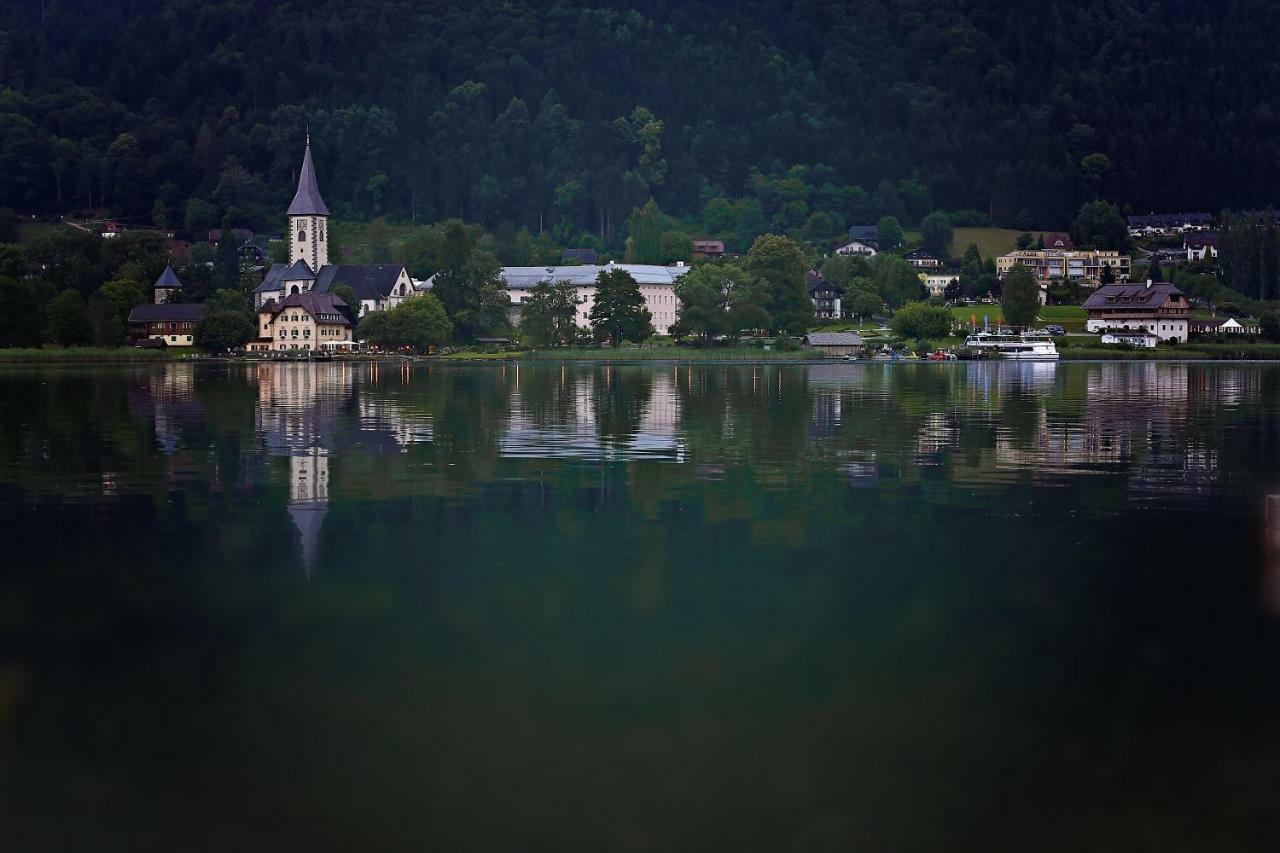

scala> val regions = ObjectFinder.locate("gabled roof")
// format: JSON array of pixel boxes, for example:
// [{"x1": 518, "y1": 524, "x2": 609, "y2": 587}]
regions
[
  {"x1": 154, "y1": 264, "x2": 181, "y2": 289},
  {"x1": 255, "y1": 261, "x2": 316, "y2": 293},
  {"x1": 313, "y1": 264, "x2": 406, "y2": 300},
  {"x1": 805, "y1": 270, "x2": 844, "y2": 294},
  {"x1": 262, "y1": 291, "x2": 351, "y2": 325},
  {"x1": 1082, "y1": 282, "x2": 1185, "y2": 310},
  {"x1": 849, "y1": 225, "x2": 878, "y2": 242},
  {"x1": 128, "y1": 303, "x2": 204, "y2": 323},
  {"x1": 287, "y1": 143, "x2": 330, "y2": 216}
]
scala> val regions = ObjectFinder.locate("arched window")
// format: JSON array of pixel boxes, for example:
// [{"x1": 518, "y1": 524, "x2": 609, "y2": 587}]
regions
[
  {"x1": 298, "y1": 228, "x2": 306, "y2": 242},
  {"x1": 290, "y1": 285, "x2": 300, "y2": 295}
]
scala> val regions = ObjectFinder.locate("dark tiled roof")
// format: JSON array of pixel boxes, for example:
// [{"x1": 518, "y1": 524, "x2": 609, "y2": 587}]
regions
[
  {"x1": 314, "y1": 264, "x2": 406, "y2": 301},
  {"x1": 849, "y1": 225, "x2": 878, "y2": 242},
  {"x1": 1082, "y1": 282, "x2": 1185, "y2": 310},
  {"x1": 805, "y1": 270, "x2": 844, "y2": 294},
  {"x1": 254, "y1": 260, "x2": 316, "y2": 293},
  {"x1": 287, "y1": 143, "x2": 330, "y2": 216},
  {"x1": 128, "y1": 303, "x2": 205, "y2": 323},
  {"x1": 263, "y1": 291, "x2": 351, "y2": 325},
  {"x1": 154, "y1": 264, "x2": 181, "y2": 289},
  {"x1": 805, "y1": 332, "x2": 864, "y2": 346}
]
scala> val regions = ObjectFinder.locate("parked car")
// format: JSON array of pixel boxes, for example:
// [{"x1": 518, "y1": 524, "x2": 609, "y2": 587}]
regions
[{"x1": 1044, "y1": 324, "x2": 1066, "y2": 336}]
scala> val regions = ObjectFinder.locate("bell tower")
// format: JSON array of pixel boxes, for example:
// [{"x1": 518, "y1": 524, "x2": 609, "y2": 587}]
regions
[{"x1": 288, "y1": 134, "x2": 329, "y2": 270}]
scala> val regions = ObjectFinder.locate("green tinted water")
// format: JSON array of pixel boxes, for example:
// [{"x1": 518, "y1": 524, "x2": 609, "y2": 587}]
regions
[{"x1": 1, "y1": 362, "x2": 1278, "y2": 851}]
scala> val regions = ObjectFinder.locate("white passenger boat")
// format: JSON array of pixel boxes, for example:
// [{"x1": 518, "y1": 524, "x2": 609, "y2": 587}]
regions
[{"x1": 963, "y1": 330, "x2": 1059, "y2": 360}]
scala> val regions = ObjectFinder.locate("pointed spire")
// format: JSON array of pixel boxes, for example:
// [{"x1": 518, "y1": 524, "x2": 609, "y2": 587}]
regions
[
  {"x1": 287, "y1": 139, "x2": 329, "y2": 216},
  {"x1": 154, "y1": 264, "x2": 181, "y2": 289}
]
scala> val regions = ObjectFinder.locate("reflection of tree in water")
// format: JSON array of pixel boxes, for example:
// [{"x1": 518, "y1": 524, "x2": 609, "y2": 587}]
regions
[{"x1": 593, "y1": 365, "x2": 653, "y2": 447}]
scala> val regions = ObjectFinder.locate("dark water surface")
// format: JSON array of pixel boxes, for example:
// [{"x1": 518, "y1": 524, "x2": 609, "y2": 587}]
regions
[{"x1": 2, "y1": 361, "x2": 1279, "y2": 851}]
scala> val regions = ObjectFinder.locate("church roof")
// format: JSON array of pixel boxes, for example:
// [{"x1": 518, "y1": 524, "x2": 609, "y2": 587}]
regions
[
  {"x1": 254, "y1": 261, "x2": 316, "y2": 293},
  {"x1": 314, "y1": 264, "x2": 406, "y2": 301},
  {"x1": 287, "y1": 143, "x2": 329, "y2": 216},
  {"x1": 154, "y1": 264, "x2": 181, "y2": 289}
]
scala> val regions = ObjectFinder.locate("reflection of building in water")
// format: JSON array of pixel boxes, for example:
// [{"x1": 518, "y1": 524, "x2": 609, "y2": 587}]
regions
[
  {"x1": 255, "y1": 363, "x2": 353, "y2": 572},
  {"x1": 289, "y1": 448, "x2": 329, "y2": 574},
  {"x1": 501, "y1": 369, "x2": 683, "y2": 460},
  {"x1": 985, "y1": 364, "x2": 1220, "y2": 499},
  {"x1": 1265, "y1": 495, "x2": 1280, "y2": 618}
]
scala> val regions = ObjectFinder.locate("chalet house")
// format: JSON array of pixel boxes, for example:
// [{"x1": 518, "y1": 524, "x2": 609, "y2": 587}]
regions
[
  {"x1": 253, "y1": 139, "x2": 415, "y2": 317},
  {"x1": 692, "y1": 240, "x2": 726, "y2": 258},
  {"x1": 1185, "y1": 233, "x2": 1220, "y2": 262},
  {"x1": 803, "y1": 332, "x2": 865, "y2": 357},
  {"x1": 153, "y1": 265, "x2": 182, "y2": 304},
  {"x1": 127, "y1": 303, "x2": 204, "y2": 346},
  {"x1": 806, "y1": 271, "x2": 844, "y2": 319},
  {"x1": 835, "y1": 239, "x2": 877, "y2": 257},
  {"x1": 1083, "y1": 281, "x2": 1190, "y2": 343},
  {"x1": 904, "y1": 249, "x2": 941, "y2": 269},
  {"x1": 1127, "y1": 212, "x2": 1212, "y2": 237},
  {"x1": 250, "y1": 292, "x2": 352, "y2": 352}
]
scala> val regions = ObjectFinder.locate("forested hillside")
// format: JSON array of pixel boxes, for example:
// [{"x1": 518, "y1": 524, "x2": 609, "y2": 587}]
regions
[{"x1": 1, "y1": 0, "x2": 1277, "y2": 241}]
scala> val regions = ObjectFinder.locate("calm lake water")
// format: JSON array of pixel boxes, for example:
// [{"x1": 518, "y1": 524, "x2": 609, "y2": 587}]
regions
[{"x1": 2, "y1": 361, "x2": 1279, "y2": 851}]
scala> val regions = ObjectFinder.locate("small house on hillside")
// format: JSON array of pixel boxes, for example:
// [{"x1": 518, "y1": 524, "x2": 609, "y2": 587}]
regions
[
  {"x1": 835, "y1": 239, "x2": 877, "y2": 257},
  {"x1": 806, "y1": 271, "x2": 845, "y2": 319},
  {"x1": 803, "y1": 332, "x2": 865, "y2": 357},
  {"x1": 904, "y1": 249, "x2": 941, "y2": 269},
  {"x1": 692, "y1": 240, "x2": 725, "y2": 258}
]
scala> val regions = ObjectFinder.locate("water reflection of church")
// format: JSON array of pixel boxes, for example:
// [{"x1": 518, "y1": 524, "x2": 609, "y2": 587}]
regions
[{"x1": 254, "y1": 363, "x2": 351, "y2": 573}]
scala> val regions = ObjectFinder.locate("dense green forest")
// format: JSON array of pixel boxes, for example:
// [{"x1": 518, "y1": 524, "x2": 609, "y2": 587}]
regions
[{"x1": 1, "y1": 0, "x2": 1278, "y2": 247}]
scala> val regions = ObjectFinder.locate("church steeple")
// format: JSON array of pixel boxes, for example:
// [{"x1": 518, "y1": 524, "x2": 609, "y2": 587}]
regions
[{"x1": 288, "y1": 138, "x2": 329, "y2": 270}]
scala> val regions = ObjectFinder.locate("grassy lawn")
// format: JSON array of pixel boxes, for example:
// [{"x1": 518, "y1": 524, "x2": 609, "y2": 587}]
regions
[
  {"x1": 948, "y1": 304, "x2": 1087, "y2": 331},
  {"x1": 0, "y1": 346, "x2": 179, "y2": 362},
  {"x1": 950, "y1": 227, "x2": 1023, "y2": 259}
]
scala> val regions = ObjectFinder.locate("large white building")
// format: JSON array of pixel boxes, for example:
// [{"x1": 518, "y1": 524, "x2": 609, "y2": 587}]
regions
[
  {"x1": 423, "y1": 262, "x2": 692, "y2": 336},
  {"x1": 254, "y1": 138, "x2": 414, "y2": 316}
]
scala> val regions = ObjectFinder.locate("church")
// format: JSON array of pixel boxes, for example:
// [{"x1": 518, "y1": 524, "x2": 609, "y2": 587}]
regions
[{"x1": 254, "y1": 139, "x2": 415, "y2": 317}]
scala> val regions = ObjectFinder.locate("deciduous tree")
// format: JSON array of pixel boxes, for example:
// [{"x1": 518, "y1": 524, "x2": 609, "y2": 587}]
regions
[{"x1": 1001, "y1": 263, "x2": 1040, "y2": 329}]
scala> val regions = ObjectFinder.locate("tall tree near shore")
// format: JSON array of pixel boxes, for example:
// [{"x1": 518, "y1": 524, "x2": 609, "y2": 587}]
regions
[
  {"x1": 745, "y1": 234, "x2": 811, "y2": 334},
  {"x1": 589, "y1": 267, "x2": 652, "y2": 346},
  {"x1": 1002, "y1": 263, "x2": 1040, "y2": 329}
]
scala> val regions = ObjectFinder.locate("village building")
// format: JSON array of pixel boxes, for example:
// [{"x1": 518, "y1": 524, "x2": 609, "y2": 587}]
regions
[
  {"x1": 803, "y1": 332, "x2": 865, "y2": 357},
  {"x1": 835, "y1": 239, "x2": 877, "y2": 257},
  {"x1": 1101, "y1": 330, "x2": 1159, "y2": 348},
  {"x1": 433, "y1": 262, "x2": 690, "y2": 336},
  {"x1": 127, "y1": 303, "x2": 204, "y2": 347},
  {"x1": 1083, "y1": 281, "x2": 1190, "y2": 343},
  {"x1": 250, "y1": 292, "x2": 353, "y2": 353},
  {"x1": 1190, "y1": 316, "x2": 1260, "y2": 336},
  {"x1": 692, "y1": 240, "x2": 726, "y2": 258},
  {"x1": 1127, "y1": 212, "x2": 1213, "y2": 237},
  {"x1": 904, "y1": 249, "x2": 941, "y2": 269},
  {"x1": 1185, "y1": 233, "x2": 1220, "y2": 262},
  {"x1": 997, "y1": 249, "x2": 1131, "y2": 285},
  {"x1": 153, "y1": 265, "x2": 182, "y2": 304},
  {"x1": 920, "y1": 270, "x2": 959, "y2": 297},
  {"x1": 806, "y1": 271, "x2": 844, "y2": 319},
  {"x1": 254, "y1": 139, "x2": 414, "y2": 316}
]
